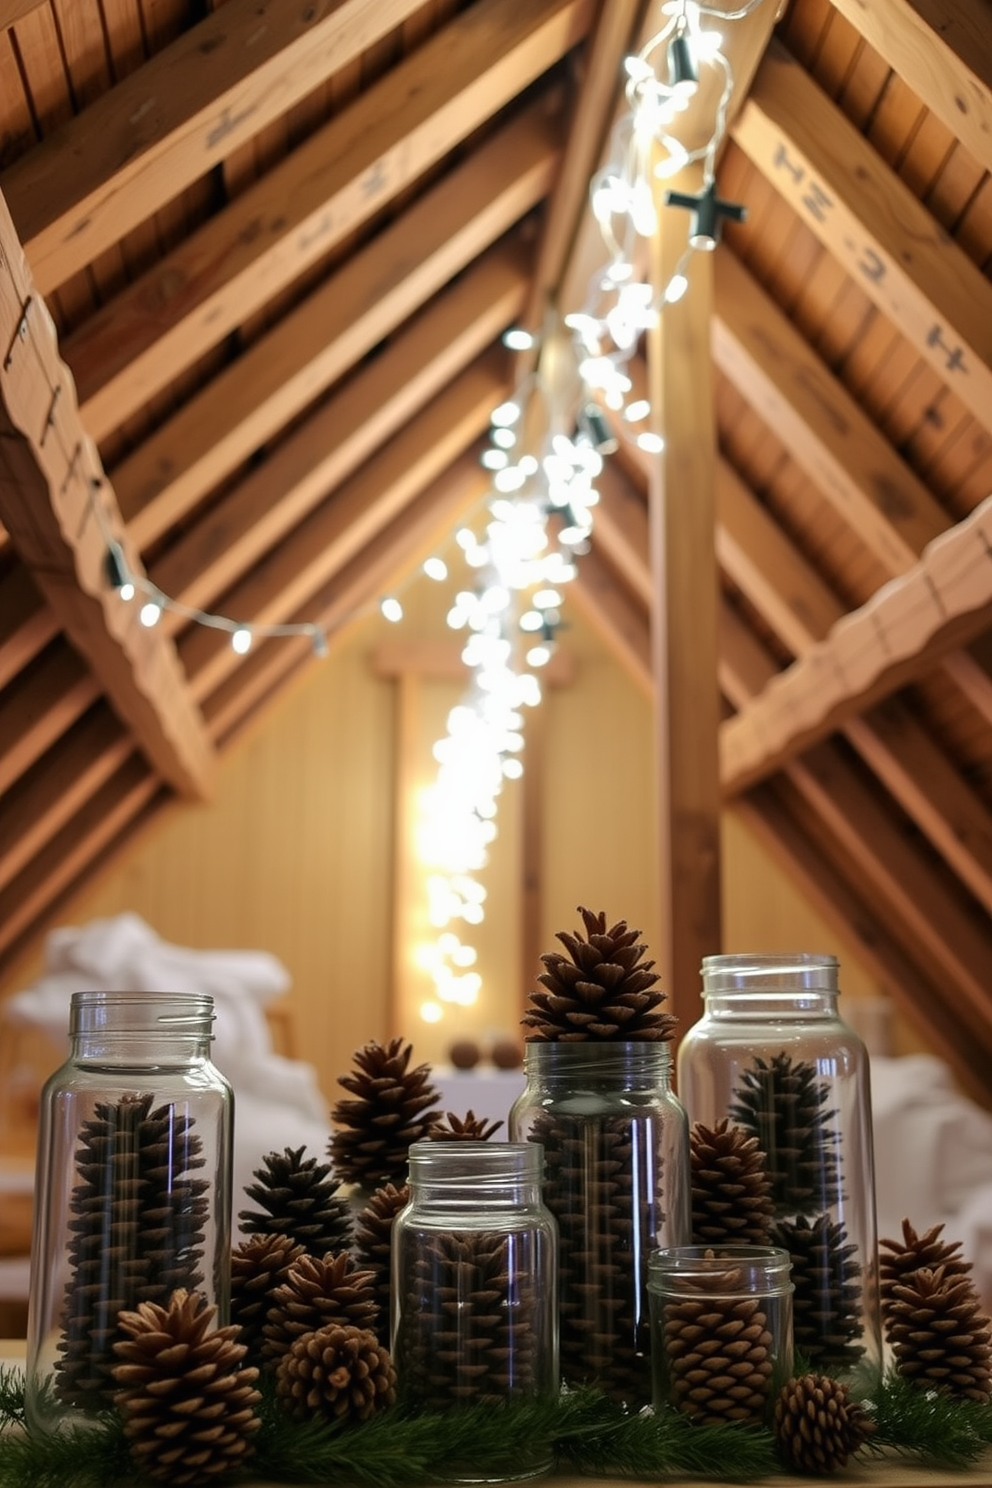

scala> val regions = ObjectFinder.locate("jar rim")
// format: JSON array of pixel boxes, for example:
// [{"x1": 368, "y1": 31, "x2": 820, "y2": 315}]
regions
[
  {"x1": 69, "y1": 990, "x2": 215, "y2": 1037},
  {"x1": 700, "y1": 953, "x2": 838, "y2": 993},
  {"x1": 407, "y1": 1139, "x2": 543, "y2": 1184},
  {"x1": 648, "y1": 1243, "x2": 794, "y2": 1291}
]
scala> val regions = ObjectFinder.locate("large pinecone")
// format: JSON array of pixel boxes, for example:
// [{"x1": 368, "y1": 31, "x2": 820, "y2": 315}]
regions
[
  {"x1": 354, "y1": 1182, "x2": 410, "y2": 1345},
  {"x1": 330, "y1": 1038, "x2": 441, "y2": 1188},
  {"x1": 239, "y1": 1146, "x2": 352, "y2": 1255},
  {"x1": 729, "y1": 1053, "x2": 841, "y2": 1217},
  {"x1": 690, "y1": 1119, "x2": 774, "y2": 1247},
  {"x1": 885, "y1": 1264, "x2": 991, "y2": 1403},
  {"x1": 230, "y1": 1234, "x2": 305, "y2": 1360},
  {"x1": 57, "y1": 1093, "x2": 209, "y2": 1410},
  {"x1": 275, "y1": 1323, "x2": 396, "y2": 1423},
  {"x1": 659, "y1": 1268, "x2": 774, "y2": 1425},
  {"x1": 262, "y1": 1251, "x2": 380, "y2": 1364},
  {"x1": 395, "y1": 1229, "x2": 540, "y2": 1409},
  {"x1": 112, "y1": 1289, "x2": 261, "y2": 1486},
  {"x1": 772, "y1": 1214, "x2": 864, "y2": 1371},
  {"x1": 522, "y1": 907, "x2": 676, "y2": 1042},
  {"x1": 880, "y1": 1219, "x2": 973, "y2": 1345},
  {"x1": 774, "y1": 1373, "x2": 875, "y2": 1475},
  {"x1": 535, "y1": 1109, "x2": 653, "y2": 1404}
]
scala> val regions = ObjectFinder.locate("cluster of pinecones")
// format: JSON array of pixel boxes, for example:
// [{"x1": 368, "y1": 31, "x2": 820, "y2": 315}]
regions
[{"x1": 657, "y1": 1263, "x2": 775, "y2": 1426}]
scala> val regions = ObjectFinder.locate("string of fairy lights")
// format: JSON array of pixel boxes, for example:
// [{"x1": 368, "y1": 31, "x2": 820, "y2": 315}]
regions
[{"x1": 100, "y1": 0, "x2": 762, "y2": 1027}]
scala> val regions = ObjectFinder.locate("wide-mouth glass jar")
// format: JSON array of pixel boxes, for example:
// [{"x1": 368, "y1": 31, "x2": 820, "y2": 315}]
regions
[
  {"x1": 677, "y1": 954, "x2": 881, "y2": 1378},
  {"x1": 26, "y1": 990, "x2": 233, "y2": 1435}
]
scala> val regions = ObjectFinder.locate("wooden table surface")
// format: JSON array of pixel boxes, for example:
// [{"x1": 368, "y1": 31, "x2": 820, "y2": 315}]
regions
[{"x1": 2, "y1": 1342, "x2": 991, "y2": 1487}]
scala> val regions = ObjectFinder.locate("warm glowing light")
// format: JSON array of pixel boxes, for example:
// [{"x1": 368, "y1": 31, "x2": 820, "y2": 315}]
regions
[
  {"x1": 423, "y1": 557, "x2": 448, "y2": 581},
  {"x1": 503, "y1": 328, "x2": 533, "y2": 350},
  {"x1": 420, "y1": 1001, "x2": 443, "y2": 1023},
  {"x1": 140, "y1": 601, "x2": 162, "y2": 628},
  {"x1": 231, "y1": 627, "x2": 252, "y2": 654},
  {"x1": 380, "y1": 597, "x2": 404, "y2": 623}
]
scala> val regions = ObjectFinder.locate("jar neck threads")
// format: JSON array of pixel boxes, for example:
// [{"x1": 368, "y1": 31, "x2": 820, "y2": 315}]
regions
[
  {"x1": 406, "y1": 1140, "x2": 544, "y2": 1207},
  {"x1": 68, "y1": 990, "x2": 215, "y2": 1061}
]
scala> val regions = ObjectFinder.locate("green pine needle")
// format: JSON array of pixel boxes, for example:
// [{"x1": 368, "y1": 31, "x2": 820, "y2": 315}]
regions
[{"x1": 859, "y1": 1368, "x2": 992, "y2": 1470}]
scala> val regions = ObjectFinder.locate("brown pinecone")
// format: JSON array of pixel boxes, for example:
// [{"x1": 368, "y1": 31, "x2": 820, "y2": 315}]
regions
[
  {"x1": 522, "y1": 906, "x2": 676, "y2": 1042},
  {"x1": 112, "y1": 1289, "x2": 261, "y2": 1487},
  {"x1": 660, "y1": 1269, "x2": 774, "y2": 1425},
  {"x1": 886, "y1": 1264, "x2": 991, "y2": 1403},
  {"x1": 329, "y1": 1038, "x2": 442, "y2": 1188},
  {"x1": 395, "y1": 1229, "x2": 539, "y2": 1409},
  {"x1": 354, "y1": 1182, "x2": 410, "y2": 1345},
  {"x1": 262, "y1": 1250, "x2": 380, "y2": 1364},
  {"x1": 772, "y1": 1214, "x2": 864, "y2": 1370},
  {"x1": 880, "y1": 1219, "x2": 973, "y2": 1345},
  {"x1": 239, "y1": 1145, "x2": 352, "y2": 1255},
  {"x1": 275, "y1": 1323, "x2": 396, "y2": 1423},
  {"x1": 427, "y1": 1110, "x2": 504, "y2": 1141},
  {"x1": 57, "y1": 1093, "x2": 209, "y2": 1411},
  {"x1": 729, "y1": 1053, "x2": 841, "y2": 1217},
  {"x1": 230, "y1": 1234, "x2": 306, "y2": 1360},
  {"x1": 774, "y1": 1373, "x2": 875, "y2": 1474},
  {"x1": 690, "y1": 1119, "x2": 774, "y2": 1246}
]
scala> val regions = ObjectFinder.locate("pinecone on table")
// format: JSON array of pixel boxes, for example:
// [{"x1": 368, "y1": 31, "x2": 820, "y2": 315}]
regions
[
  {"x1": 239, "y1": 1145, "x2": 352, "y2": 1256},
  {"x1": 329, "y1": 1038, "x2": 442, "y2": 1188},
  {"x1": 660, "y1": 1268, "x2": 774, "y2": 1425},
  {"x1": 354, "y1": 1183, "x2": 410, "y2": 1345},
  {"x1": 880, "y1": 1219, "x2": 973, "y2": 1344},
  {"x1": 522, "y1": 906, "x2": 676, "y2": 1042},
  {"x1": 690, "y1": 1119, "x2": 774, "y2": 1246},
  {"x1": 275, "y1": 1323, "x2": 396, "y2": 1423},
  {"x1": 230, "y1": 1234, "x2": 305, "y2": 1360},
  {"x1": 427, "y1": 1110, "x2": 504, "y2": 1141},
  {"x1": 772, "y1": 1214, "x2": 864, "y2": 1370},
  {"x1": 395, "y1": 1229, "x2": 539, "y2": 1409},
  {"x1": 262, "y1": 1250, "x2": 380, "y2": 1365},
  {"x1": 885, "y1": 1264, "x2": 991, "y2": 1403},
  {"x1": 112, "y1": 1289, "x2": 261, "y2": 1486},
  {"x1": 56, "y1": 1093, "x2": 209, "y2": 1411},
  {"x1": 729, "y1": 1053, "x2": 841, "y2": 1217},
  {"x1": 774, "y1": 1372, "x2": 875, "y2": 1475}
]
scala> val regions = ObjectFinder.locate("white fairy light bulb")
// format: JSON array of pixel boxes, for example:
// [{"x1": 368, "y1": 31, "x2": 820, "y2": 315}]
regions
[
  {"x1": 491, "y1": 400, "x2": 521, "y2": 427},
  {"x1": 424, "y1": 557, "x2": 448, "y2": 581},
  {"x1": 139, "y1": 600, "x2": 162, "y2": 628},
  {"x1": 380, "y1": 597, "x2": 403, "y2": 623},
  {"x1": 231, "y1": 627, "x2": 252, "y2": 654}
]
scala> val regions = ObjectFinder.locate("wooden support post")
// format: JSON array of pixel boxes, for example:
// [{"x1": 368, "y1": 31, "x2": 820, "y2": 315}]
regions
[{"x1": 646, "y1": 181, "x2": 722, "y2": 1029}]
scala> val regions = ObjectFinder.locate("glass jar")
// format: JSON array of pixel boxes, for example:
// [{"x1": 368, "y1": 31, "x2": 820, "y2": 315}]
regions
[
  {"x1": 26, "y1": 991, "x2": 234, "y2": 1435},
  {"x1": 508, "y1": 1042, "x2": 690, "y2": 1406},
  {"x1": 648, "y1": 1244, "x2": 793, "y2": 1424},
  {"x1": 677, "y1": 954, "x2": 881, "y2": 1377},
  {"x1": 392, "y1": 1141, "x2": 558, "y2": 1482}
]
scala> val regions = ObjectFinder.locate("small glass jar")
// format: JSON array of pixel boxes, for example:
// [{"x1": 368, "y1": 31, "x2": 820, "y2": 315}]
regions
[
  {"x1": 26, "y1": 991, "x2": 234, "y2": 1435},
  {"x1": 677, "y1": 955, "x2": 881, "y2": 1377},
  {"x1": 508, "y1": 1042, "x2": 690, "y2": 1406},
  {"x1": 649, "y1": 1244, "x2": 793, "y2": 1425},
  {"x1": 392, "y1": 1141, "x2": 557, "y2": 1481}
]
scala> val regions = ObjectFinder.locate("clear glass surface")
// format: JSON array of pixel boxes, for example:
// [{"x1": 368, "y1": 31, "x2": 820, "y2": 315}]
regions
[
  {"x1": 508, "y1": 1042, "x2": 690, "y2": 1406},
  {"x1": 26, "y1": 991, "x2": 234, "y2": 1435},
  {"x1": 677, "y1": 955, "x2": 881, "y2": 1378}
]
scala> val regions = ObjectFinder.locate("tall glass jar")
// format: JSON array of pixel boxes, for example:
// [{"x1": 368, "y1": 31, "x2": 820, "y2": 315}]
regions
[
  {"x1": 677, "y1": 955, "x2": 881, "y2": 1378},
  {"x1": 508, "y1": 1043, "x2": 690, "y2": 1406},
  {"x1": 392, "y1": 1141, "x2": 558, "y2": 1482},
  {"x1": 26, "y1": 991, "x2": 234, "y2": 1435}
]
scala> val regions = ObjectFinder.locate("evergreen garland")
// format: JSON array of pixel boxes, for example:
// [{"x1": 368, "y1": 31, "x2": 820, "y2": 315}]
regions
[{"x1": 3, "y1": 1365, "x2": 992, "y2": 1487}]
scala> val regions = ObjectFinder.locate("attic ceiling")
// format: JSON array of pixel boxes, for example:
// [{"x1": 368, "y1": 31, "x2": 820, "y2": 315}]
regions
[{"x1": 0, "y1": 0, "x2": 991, "y2": 1093}]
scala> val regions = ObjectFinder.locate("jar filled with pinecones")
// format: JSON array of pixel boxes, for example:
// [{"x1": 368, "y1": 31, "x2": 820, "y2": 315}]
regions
[
  {"x1": 392, "y1": 1141, "x2": 557, "y2": 1480},
  {"x1": 677, "y1": 955, "x2": 881, "y2": 1378},
  {"x1": 509, "y1": 908, "x2": 691, "y2": 1408},
  {"x1": 648, "y1": 1243, "x2": 794, "y2": 1426},
  {"x1": 26, "y1": 991, "x2": 234, "y2": 1435}
]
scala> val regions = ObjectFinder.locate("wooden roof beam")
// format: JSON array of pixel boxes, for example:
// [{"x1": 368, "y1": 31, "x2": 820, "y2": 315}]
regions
[
  {"x1": 181, "y1": 350, "x2": 509, "y2": 703},
  {"x1": 2, "y1": 0, "x2": 424, "y2": 287},
  {"x1": 62, "y1": 0, "x2": 591, "y2": 441},
  {"x1": 0, "y1": 194, "x2": 215, "y2": 799},
  {"x1": 713, "y1": 249, "x2": 949, "y2": 572},
  {"x1": 113, "y1": 101, "x2": 560, "y2": 553},
  {"x1": 721, "y1": 492, "x2": 992, "y2": 789},
  {"x1": 732, "y1": 40, "x2": 992, "y2": 435},
  {"x1": 150, "y1": 240, "x2": 531, "y2": 623},
  {"x1": 570, "y1": 546, "x2": 653, "y2": 696},
  {"x1": 827, "y1": 0, "x2": 992, "y2": 177}
]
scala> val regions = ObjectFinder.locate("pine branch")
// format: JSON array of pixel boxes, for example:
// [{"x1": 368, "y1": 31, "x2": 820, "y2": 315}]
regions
[
  {"x1": 860, "y1": 1368, "x2": 992, "y2": 1469},
  {"x1": 0, "y1": 1364, "x2": 26, "y2": 1427},
  {"x1": 0, "y1": 1413, "x2": 131, "y2": 1488}
]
